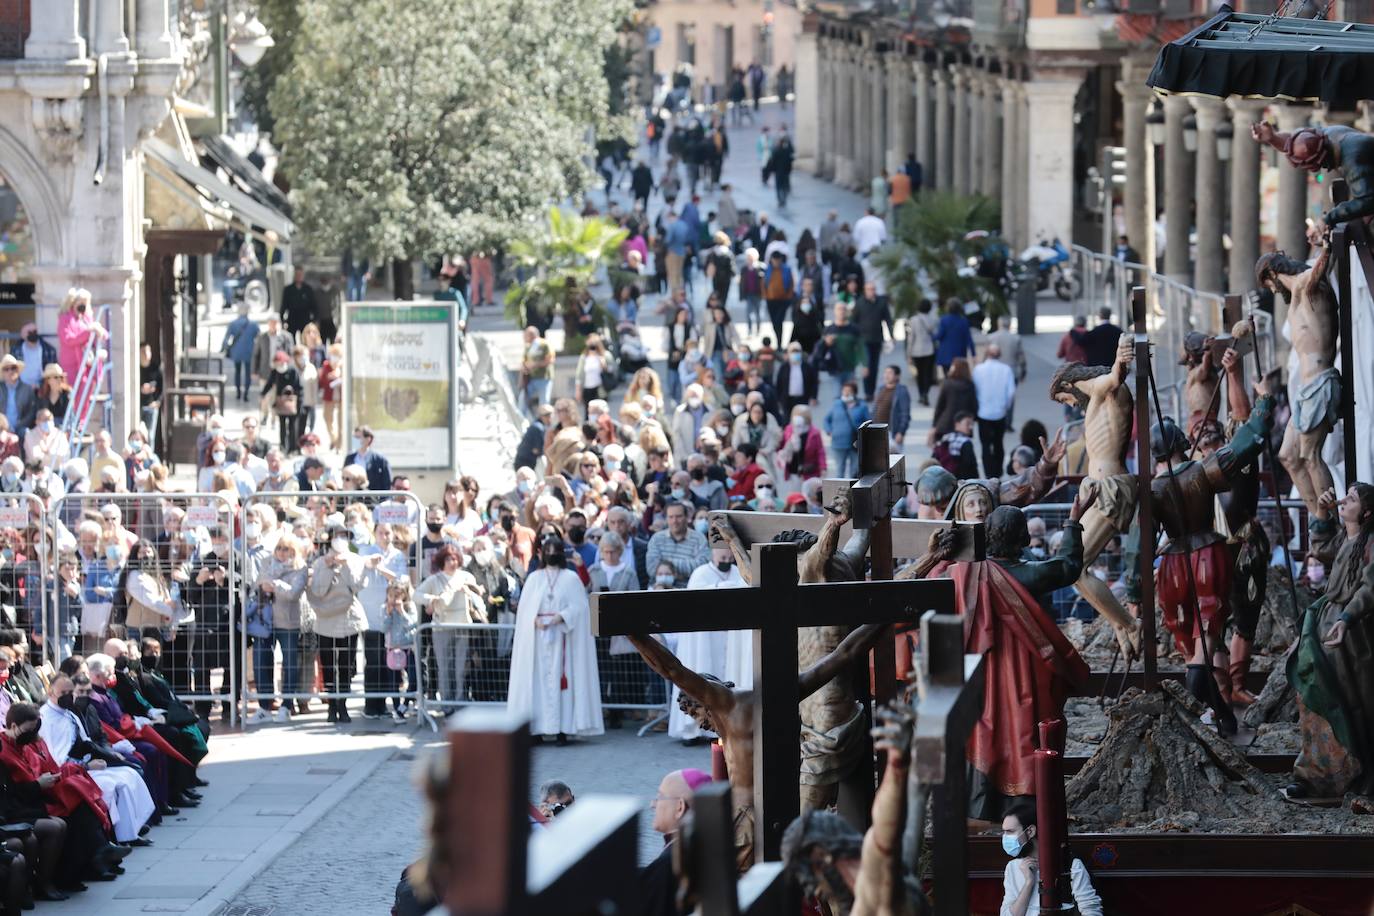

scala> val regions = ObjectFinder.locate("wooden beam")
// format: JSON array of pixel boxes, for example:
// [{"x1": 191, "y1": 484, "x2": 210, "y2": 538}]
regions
[
  {"x1": 1133, "y1": 286, "x2": 1158, "y2": 689},
  {"x1": 446, "y1": 707, "x2": 528, "y2": 916},
  {"x1": 1330, "y1": 179, "x2": 1360, "y2": 478},
  {"x1": 752, "y1": 542, "x2": 801, "y2": 862},
  {"x1": 707, "y1": 510, "x2": 985, "y2": 562}
]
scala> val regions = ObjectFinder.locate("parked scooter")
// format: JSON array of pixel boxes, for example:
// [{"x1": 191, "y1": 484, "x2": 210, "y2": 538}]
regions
[{"x1": 1019, "y1": 237, "x2": 1081, "y2": 301}]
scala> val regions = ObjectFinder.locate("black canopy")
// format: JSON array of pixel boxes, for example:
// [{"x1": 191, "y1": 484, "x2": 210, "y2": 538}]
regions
[{"x1": 1146, "y1": 5, "x2": 1374, "y2": 109}]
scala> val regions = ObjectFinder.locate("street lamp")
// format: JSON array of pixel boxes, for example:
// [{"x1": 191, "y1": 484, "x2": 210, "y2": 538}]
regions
[
  {"x1": 1182, "y1": 113, "x2": 1198, "y2": 152},
  {"x1": 1146, "y1": 100, "x2": 1166, "y2": 147},
  {"x1": 229, "y1": 12, "x2": 275, "y2": 68},
  {"x1": 1216, "y1": 120, "x2": 1234, "y2": 162}
]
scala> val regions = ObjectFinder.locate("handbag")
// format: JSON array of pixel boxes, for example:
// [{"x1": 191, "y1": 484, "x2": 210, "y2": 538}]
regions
[
  {"x1": 245, "y1": 592, "x2": 274, "y2": 639},
  {"x1": 272, "y1": 386, "x2": 299, "y2": 416},
  {"x1": 386, "y1": 647, "x2": 409, "y2": 671}
]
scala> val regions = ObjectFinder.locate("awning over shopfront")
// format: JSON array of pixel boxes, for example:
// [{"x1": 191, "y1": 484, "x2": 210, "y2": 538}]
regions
[
  {"x1": 199, "y1": 135, "x2": 292, "y2": 217},
  {"x1": 142, "y1": 137, "x2": 294, "y2": 249},
  {"x1": 1146, "y1": 5, "x2": 1374, "y2": 109}
]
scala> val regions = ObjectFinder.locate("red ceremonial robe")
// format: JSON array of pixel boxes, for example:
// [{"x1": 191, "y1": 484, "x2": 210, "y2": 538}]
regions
[
  {"x1": 948, "y1": 560, "x2": 1090, "y2": 798},
  {"x1": 0, "y1": 734, "x2": 112, "y2": 833}
]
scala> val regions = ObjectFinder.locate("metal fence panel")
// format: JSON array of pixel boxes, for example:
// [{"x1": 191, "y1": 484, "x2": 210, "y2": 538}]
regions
[{"x1": 0, "y1": 493, "x2": 51, "y2": 669}]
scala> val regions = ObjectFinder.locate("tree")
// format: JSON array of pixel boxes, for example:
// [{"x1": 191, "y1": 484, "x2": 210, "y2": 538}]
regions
[
  {"x1": 504, "y1": 207, "x2": 627, "y2": 354},
  {"x1": 869, "y1": 192, "x2": 1005, "y2": 318},
  {"x1": 270, "y1": 0, "x2": 631, "y2": 299}
]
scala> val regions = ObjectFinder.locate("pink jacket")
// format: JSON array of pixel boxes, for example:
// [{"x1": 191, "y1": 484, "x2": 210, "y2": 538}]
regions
[
  {"x1": 777, "y1": 424, "x2": 826, "y2": 481},
  {"x1": 57, "y1": 311, "x2": 100, "y2": 381}
]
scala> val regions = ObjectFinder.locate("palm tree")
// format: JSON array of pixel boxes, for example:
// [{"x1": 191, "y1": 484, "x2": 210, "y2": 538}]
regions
[
  {"x1": 504, "y1": 207, "x2": 628, "y2": 352},
  {"x1": 870, "y1": 192, "x2": 1005, "y2": 318}
]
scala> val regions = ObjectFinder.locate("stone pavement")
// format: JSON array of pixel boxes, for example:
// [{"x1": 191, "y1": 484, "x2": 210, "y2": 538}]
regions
[{"x1": 223, "y1": 724, "x2": 701, "y2": 916}]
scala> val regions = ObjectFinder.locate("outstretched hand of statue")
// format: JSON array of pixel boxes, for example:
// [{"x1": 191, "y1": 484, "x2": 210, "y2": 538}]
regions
[
  {"x1": 1317, "y1": 486, "x2": 1338, "y2": 519},
  {"x1": 708, "y1": 513, "x2": 738, "y2": 546},
  {"x1": 1069, "y1": 479, "x2": 1099, "y2": 522},
  {"x1": 927, "y1": 528, "x2": 959, "y2": 562},
  {"x1": 1040, "y1": 426, "x2": 1067, "y2": 469},
  {"x1": 1250, "y1": 121, "x2": 1276, "y2": 146},
  {"x1": 871, "y1": 703, "x2": 915, "y2": 765},
  {"x1": 822, "y1": 492, "x2": 852, "y2": 526},
  {"x1": 1220, "y1": 347, "x2": 1239, "y2": 374},
  {"x1": 1324, "y1": 618, "x2": 1347, "y2": 648}
]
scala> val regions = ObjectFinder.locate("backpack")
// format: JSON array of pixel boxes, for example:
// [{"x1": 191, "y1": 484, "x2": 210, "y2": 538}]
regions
[{"x1": 932, "y1": 437, "x2": 962, "y2": 474}]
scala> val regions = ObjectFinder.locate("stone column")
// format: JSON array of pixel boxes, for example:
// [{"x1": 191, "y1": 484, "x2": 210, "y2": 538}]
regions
[
  {"x1": 870, "y1": 54, "x2": 886, "y2": 181},
  {"x1": 854, "y1": 53, "x2": 873, "y2": 187},
  {"x1": 952, "y1": 67, "x2": 970, "y2": 195},
  {"x1": 968, "y1": 75, "x2": 984, "y2": 195},
  {"x1": 1163, "y1": 94, "x2": 1193, "y2": 282},
  {"x1": 834, "y1": 48, "x2": 856, "y2": 188},
  {"x1": 1276, "y1": 104, "x2": 1311, "y2": 260},
  {"x1": 1115, "y1": 64, "x2": 1152, "y2": 257},
  {"x1": 1014, "y1": 84, "x2": 1031, "y2": 247},
  {"x1": 914, "y1": 61, "x2": 933, "y2": 189},
  {"x1": 1001, "y1": 77, "x2": 1021, "y2": 244},
  {"x1": 981, "y1": 72, "x2": 1001, "y2": 199},
  {"x1": 1023, "y1": 77, "x2": 1083, "y2": 246},
  {"x1": 135, "y1": 0, "x2": 176, "y2": 59},
  {"x1": 794, "y1": 22, "x2": 820, "y2": 173},
  {"x1": 934, "y1": 68, "x2": 952, "y2": 191},
  {"x1": 26, "y1": 0, "x2": 84, "y2": 59},
  {"x1": 1227, "y1": 98, "x2": 1268, "y2": 294},
  {"x1": 814, "y1": 43, "x2": 832, "y2": 177},
  {"x1": 887, "y1": 55, "x2": 912, "y2": 173},
  {"x1": 1191, "y1": 98, "x2": 1226, "y2": 293}
]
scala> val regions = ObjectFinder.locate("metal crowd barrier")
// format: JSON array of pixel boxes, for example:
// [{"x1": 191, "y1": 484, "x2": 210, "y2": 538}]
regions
[
  {"x1": 0, "y1": 493, "x2": 52, "y2": 669},
  {"x1": 415, "y1": 620, "x2": 671, "y2": 735},
  {"x1": 48, "y1": 491, "x2": 239, "y2": 727},
  {"x1": 238, "y1": 489, "x2": 424, "y2": 724}
]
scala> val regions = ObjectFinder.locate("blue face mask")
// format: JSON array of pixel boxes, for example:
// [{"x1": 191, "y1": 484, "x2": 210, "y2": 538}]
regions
[
  {"x1": 105, "y1": 545, "x2": 121, "y2": 563},
  {"x1": 1001, "y1": 832, "x2": 1025, "y2": 858},
  {"x1": 351, "y1": 436, "x2": 363, "y2": 452}
]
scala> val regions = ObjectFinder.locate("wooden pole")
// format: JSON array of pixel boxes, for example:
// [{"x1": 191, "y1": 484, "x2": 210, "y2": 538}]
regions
[
  {"x1": 1330, "y1": 180, "x2": 1359, "y2": 477},
  {"x1": 1133, "y1": 285, "x2": 1157, "y2": 689},
  {"x1": 752, "y1": 542, "x2": 802, "y2": 862}
]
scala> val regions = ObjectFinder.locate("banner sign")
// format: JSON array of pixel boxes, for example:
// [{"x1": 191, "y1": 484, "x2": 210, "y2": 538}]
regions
[{"x1": 346, "y1": 304, "x2": 455, "y2": 470}]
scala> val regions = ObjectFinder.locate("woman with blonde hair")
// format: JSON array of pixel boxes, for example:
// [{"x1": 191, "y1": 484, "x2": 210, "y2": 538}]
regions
[
  {"x1": 36, "y1": 364, "x2": 71, "y2": 425},
  {"x1": 299, "y1": 322, "x2": 327, "y2": 367},
  {"x1": 637, "y1": 422, "x2": 673, "y2": 468},
  {"x1": 57, "y1": 288, "x2": 108, "y2": 382},
  {"x1": 624, "y1": 367, "x2": 664, "y2": 416}
]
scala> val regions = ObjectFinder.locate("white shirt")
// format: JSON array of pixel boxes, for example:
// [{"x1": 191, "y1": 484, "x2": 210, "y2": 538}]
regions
[
  {"x1": 852, "y1": 214, "x2": 888, "y2": 256},
  {"x1": 972, "y1": 357, "x2": 1016, "y2": 421},
  {"x1": 584, "y1": 353, "x2": 604, "y2": 389},
  {"x1": 1001, "y1": 858, "x2": 1102, "y2": 916},
  {"x1": 787, "y1": 362, "x2": 805, "y2": 397}
]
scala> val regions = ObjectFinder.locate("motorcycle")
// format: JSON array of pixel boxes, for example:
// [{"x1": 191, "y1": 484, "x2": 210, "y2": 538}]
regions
[{"x1": 1019, "y1": 237, "x2": 1081, "y2": 302}]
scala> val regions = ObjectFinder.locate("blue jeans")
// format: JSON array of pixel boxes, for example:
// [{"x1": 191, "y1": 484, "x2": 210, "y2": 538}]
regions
[
  {"x1": 666, "y1": 365, "x2": 682, "y2": 403},
  {"x1": 832, "y1": 447, "x2": 859, "y2": 479},
  {"x1": 253, "y1": 627, "x2": 300, "y2": 709},
  {"x1": 232, "y1": 359, "x2": 251, "y2": 399},
  {"x1": 744, "y1": 296, "x2": 762, "y2": 334},
  {"x1": 347, "y1": 275, "x2": 367, "y2": 301},
  {"x1": 140, "y1": 405, "x2": 159, "y2": 441},
  {"x1": 524, "y1": 377, "x2": 551, "y2": 414}
]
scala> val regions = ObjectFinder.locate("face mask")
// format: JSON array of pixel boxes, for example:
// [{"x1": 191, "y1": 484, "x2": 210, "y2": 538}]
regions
[
  {"x1": 1001, "y1": 832, "x2": 1025, "y2": 858},
  {"x1": 128, "y1": 437, "x2": 142, "y2": 450},
  {"x1": 799, "y1": 302, "x2": 813, "y2": 314},
  {"x1": 141, "y1": 655, "x2": 159, "y2": 671},
  {"x1": 715, "y1": 559, "x2": 732, "y2": 573},
  {"x1": 38, "y1": 421, "x2": 50, "y2": 434},
  {"x1": 1028, "y1": 546, "x2": 1047, "y2": 559},
  {"x1": 105, "y1": 545, "x2": 121, "y2": 563},
  {"x1": 24, "y1": 332, "x2": 37, "y2": 344},
  {"x1": 56, "y1": 693, "x2": 73, "y2": 711},
  {"x1": 643, "y1": 405, "x2": 656, "y2": 417},
  {"x1": 213, "y1": 450, "x2": 227, "y2": 465},
  {"x1": 500, "y1": 516, "x2": 515, "y2": 532},
  {"x1": 714, "y1": 424, "x2": 730, "y2": 437},
  {"x1": 332, "y1": 538, "x2": 350, "y2": 555},
  {"x1": 731, "y1": 404, "x2": 745, "y2": 416},
  {"x1": 427, "y1": 521, "x2": 444, "y2": 534},
  {"x1": 686, "y1": 396, "x2": 703, "y2": 409},
  {"x1": 351, "y1": 436, "x2": 363, "y2": 452},
  {"x1": 1308, "y1": 564, "x2": 1326, "y2": 585},
  {"x1": 15, "y1": 729, "x2": 36, "y2": 747},
  {"x1": 474, "y1": 549, "x2": 493, "y2": 566},
  {"x1": 568, "y1": 526, "x2": 586, "y2": 544},
  {"x1": 694, "y1": 519, "x2": 709, "y2": 535},
  {"x1": 793, "y1": 420, "x2": 809, "y2": 433},
  {"x1": 517, "y1": 480, "x2": 532, "y2": 495},
  {"x1": 841, "y1": 394, "x2": 855, "y2": 405},
  {"x1": 655, "y1": 574, "x2": 675, "y2": 586},
  {"x1": 209, "y1": 425, "x2": 223, "y2": 436},
  {"x1": 670, "y1": 488, "x2": 686, "y2": 502},
  {"x1": 690, "y1": 468, "x2": 705, "y2": 481},
  {"x1": 297, "y1": 357, "x2": 308, "y2": 367},
  {"x1": 789, "y1": 352, "x2": 802, "y2": 364},
  {"x1": 73, "y1": 696, "x2": 90, "y2": 715}
]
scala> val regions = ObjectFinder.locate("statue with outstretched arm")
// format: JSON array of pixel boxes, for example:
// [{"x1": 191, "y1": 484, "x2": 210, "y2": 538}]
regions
[{"x1": 627, "y1": 620, "x2": 896, "y2": 872}]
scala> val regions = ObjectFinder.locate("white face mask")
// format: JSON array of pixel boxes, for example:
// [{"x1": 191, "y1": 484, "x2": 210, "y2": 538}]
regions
[
  {"x1": 474, "y1": 549, "x2": 493, "y2": 566},
  {"x1": 350, "y1": 523, "x2": 370, "y2": 544},
  {"x1": 731, "y1": 404, "x2": 745, "y2": 416},
  {"x1": 332, "y1": 538, "x2": 350, "y2": 555},
  {"x1": 793, "y1": 419, "x2": 809, "y2": 433},
  {"x1": 212, "y1": 450, "x2": 226, "y2": 464},
  {"x1": 245, "y1": 521, "x2": 262, "y2": 540},
  {"x1": 686, "y1": 396, "x2": 703, "y2": 409},
  {"x1": 715, "y1": 424, "x2": 730, "y2": 437}
]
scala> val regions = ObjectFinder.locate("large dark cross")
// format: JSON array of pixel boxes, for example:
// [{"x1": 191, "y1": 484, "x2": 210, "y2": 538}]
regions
[
  {"x1": 593, "y1": 539, "x2": 963, "y2": 861},
  {"x1": 913, "y1": 611, "x2": 987, "y2": 916},
  {"x1": 442, "y1": 707, "x2": 643, "y2": 915},
  {"x1": 680, "y1": 781, "x2": 793, "y2": 916},
  {"x1": 1132, "y1": 285, "x2": 1159, "y2": 689}
]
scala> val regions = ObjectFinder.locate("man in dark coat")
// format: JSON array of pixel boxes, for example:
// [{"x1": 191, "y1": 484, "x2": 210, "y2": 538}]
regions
[
  {"x1": 280, "y1": 266, "x2": 318, "y2": 338},
  {"x1": 344, "y1": 425, "x2": 393, "y2": 491},
  {"x1": 763, "y1": 133, "x2": 795, "y2": 208}
]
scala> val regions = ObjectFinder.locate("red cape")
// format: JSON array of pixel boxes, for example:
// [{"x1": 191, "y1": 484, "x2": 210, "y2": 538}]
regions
[
  {"x1": 949, "y1": 560, "x2": 1090, "y2": 798},
  {"x1": 0, "y1": 734, "x2": 111, "y2": 833}
]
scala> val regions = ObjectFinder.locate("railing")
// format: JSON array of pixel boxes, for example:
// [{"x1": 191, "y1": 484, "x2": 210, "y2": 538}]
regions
[
  {"x1": 1069, "y1": 246, "x2": 1276, "y2": 421},
  {"x1": 62, "y1": 303, "x2": 112, "y2": 450}
]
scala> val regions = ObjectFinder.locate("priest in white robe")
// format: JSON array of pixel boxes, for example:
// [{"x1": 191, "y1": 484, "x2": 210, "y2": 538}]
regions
[
  {"x1": 508, "y1": 533, "x2": 603, "y2": 742},
  {"x1": 668, "y1": 548, "x2": 751, "y2": 741},
  {"x1": 40, "y1": 676, "x2": 155, "y2": 842}
]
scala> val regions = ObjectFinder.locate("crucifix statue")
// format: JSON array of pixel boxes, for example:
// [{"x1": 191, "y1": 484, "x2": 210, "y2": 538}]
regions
[{"x1": 593, "y1": 535, "x2": 965, "y2": 866}]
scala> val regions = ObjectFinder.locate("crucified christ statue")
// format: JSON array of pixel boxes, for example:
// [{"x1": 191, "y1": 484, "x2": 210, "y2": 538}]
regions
[
  {"x1": 626, "y1": 621, "x2": 899, "y2": 873},
  {"x1": 1256, "y1": 245, "x2": 1339, "y2": 518},
  {"x1": 709, "y1": 493, "x2": 875, "y2": 812},
  {"x1": 1048, "y1": 332, "x2": 1142, "y2": 658}
]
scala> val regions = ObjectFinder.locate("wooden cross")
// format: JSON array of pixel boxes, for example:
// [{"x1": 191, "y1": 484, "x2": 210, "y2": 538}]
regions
[
  {"x1": 680, "y1": 781, "x2": 793, "y2": 916},
  {"x1": 593, "y1": 540, "x2": 961, "y2": 861},
  {"x1": 1132, "y1": 285, "x2": 1159, "y2": 689},
  {"x1": 442, "y1": 707, "x2": 643, "y2": 916},
  {"x1": 912, "y1": 611, "x2": 987, "y2": 916}
]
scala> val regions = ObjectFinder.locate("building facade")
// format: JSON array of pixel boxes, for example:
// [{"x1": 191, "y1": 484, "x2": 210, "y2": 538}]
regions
[{"x1": 646, "y1": 0, "x2": 802, "y2": 100}]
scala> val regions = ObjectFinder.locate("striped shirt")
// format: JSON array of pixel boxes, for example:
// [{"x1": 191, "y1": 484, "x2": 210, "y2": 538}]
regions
[{"x1": 645, "y1": 529, "x2": 710, "y2": 586}]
